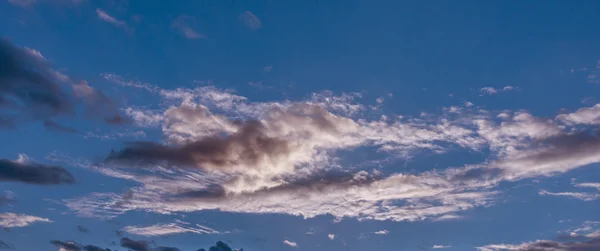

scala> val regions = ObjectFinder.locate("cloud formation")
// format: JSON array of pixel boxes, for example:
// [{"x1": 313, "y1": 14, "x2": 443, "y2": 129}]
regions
[
  {"x1": 171, "y1": 15, "x2": 204, "y2": 39},
  {"x1": 59, "y1": 83, "x2": 600, "y2": 223},
  {"x1": 239, "y1": 11, "x2": 262, "y2": 29},
  {"x1": 0, "y1": 212, "x2": 51, "y2": 228},
  {"x1": 96, "y1": 8, "x2": 127, "y2": 29},
  {"x1": 122, "y1": 220, "x2": 223, "y2": 236},
  {"x1": 0, "y1": 154, "x2": 75, "y2": 185},
  {"x1": 0, "y1": 38, "x2": 74, "y2": 126},
  {"x1": 480, "y1": 86, "x2": 517, "y2": 96},
  {"x1": 282, "y1": 240, "x2": 297, "y2": 247}
]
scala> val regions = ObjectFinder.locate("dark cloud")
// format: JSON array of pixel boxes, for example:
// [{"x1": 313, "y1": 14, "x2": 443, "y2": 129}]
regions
[
  {"x1": 106, "y1": 120, "x2": 289, "y2": 170},
  {"x1": 44, "y1": 120, "x2": 78, "y2": 133},
  {"x1": 513, "y1": 237, "x2": 600, "y2": 251},
  {"x1": 0, "y1": 38, "x2": 75, "y2": 125},
  {"x1": 120, "y1": 237, "x2": 150, "y2": 251},
  {"x1": 0, "y1": 240, "x2": 13, "y2": 249},
  {"x1": 206, "y1": 241, "x2": 233, "y2": 251},
  {"x1": 76, "y1": 225, "x2": 89, "y2": 233},
  {"x1": 116, "y1": 230, "x2": 124, "y2": 237},
  {"x1": 50, "y1": 240, "x2": 81, "y2": 251},
  {"x1": 83, "y1": 245, "x2": 110, "y2": 251},
  {"x1": 155, "y1": 247, "x2": 180, "y2": 251},
  {"x1": 174, "y1": 170, "x2": 376, "y2": 202},
  {"x1": 0, "y1": 158, "x2": 75, "y2": 185},
  {"x1": 50, "y1": 240, "x2": 110, "y2": 251},
  {"x1": 105, "y1": 114, "x2": 131, "y2": 125},
  {"x1": 0, "y1": 38, "x2": 127, "y2": 128}
]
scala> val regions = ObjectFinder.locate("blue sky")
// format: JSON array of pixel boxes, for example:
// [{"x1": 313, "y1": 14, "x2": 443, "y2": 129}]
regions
[{"x1": 1, "y1": 1, "x2": 600, "y2": 251}]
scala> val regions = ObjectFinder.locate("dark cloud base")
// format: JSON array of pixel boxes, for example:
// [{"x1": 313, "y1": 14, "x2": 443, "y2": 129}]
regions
[
  {"x1": 51, "y1": 239, "x2": 240, "y2": 251},
  {"x1": 0, "y1": 158, "x2": 75, "y2": 185}
]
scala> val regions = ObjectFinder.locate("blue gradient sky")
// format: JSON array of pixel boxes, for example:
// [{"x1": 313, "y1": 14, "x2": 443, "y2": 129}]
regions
[{"x1": 1, "y1": 1, "x2": 600, "y2": 251}]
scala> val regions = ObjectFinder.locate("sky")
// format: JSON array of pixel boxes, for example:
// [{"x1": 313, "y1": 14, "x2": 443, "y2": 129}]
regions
[{"x1": 1, "y1": 0, "x2": 600, "y2": 251}]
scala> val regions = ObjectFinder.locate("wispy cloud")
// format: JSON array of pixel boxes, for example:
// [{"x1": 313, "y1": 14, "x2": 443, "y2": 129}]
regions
[
  {"x1": 283, "y1": 240, "x2": 297, "y2": 247},
  {"x1": 328, "y1": 234, "x2": 335, "y2": 240},
  {"x1": 122, "y1": 221, "x2": 224, "y2": 236},
  {"x1": 433, "y1": 245, "x2": 451, "y2": 249},
  {"x1": 171, "y1": 15, "x2": 204, "y2": 39},
  {"x1": 374, "y1": 230, "x2": 389, "y2": 235},
  {"x1": 96, "y1": 8, "x2": 127, "y2": 29},
  {"x1": 0, "y1": 213, "x2": 52, "y2": 228},
  {"x1": 479, "y1": 86, "x2": 518, "y2": 96},
  {"x1": 239, "y1": 11, "x2": 262, "y2": 29}
]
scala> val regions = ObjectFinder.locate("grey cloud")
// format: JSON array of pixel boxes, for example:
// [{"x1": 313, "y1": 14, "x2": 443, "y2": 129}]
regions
[
  {"x1": 0, "y1": 38, "x2": 126, "y2": 128},
  {"x1": 0, "y1": 158, "x2": 75, "y2": 185},
  {"x1": 44, "y1": 120, "x2": 78, "y2": 133},
  {"x1": 50, "y1": 240, "x2": 81, "y2": 251},
  {"x1": 0, "y1": 38, "x2": 75, "y2": 125},
  {"x1": 50, "y1": 240, "x2": 110, "y2": 251},
  {"x1": 120, "y1": 237, "x2": 150, "y2": 251},
  {"x1": 77, "y1": 225, "x2": 89, "y2": 233},
  {"x1": 106, "y1": 119, "x2": 289, "y2": 171},
  {"x1": 155, "y1": 247, "x2": 180, "y2": 251},
  {"x1": 479, "y1": 237, "x2": 600, "y2": 251}
]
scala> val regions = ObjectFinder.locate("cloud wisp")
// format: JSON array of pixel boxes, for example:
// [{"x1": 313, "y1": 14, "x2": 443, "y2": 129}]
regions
[
  {"x1": 239, "y1": 11, "x2": 262, "y2": 30},
  {"x1": 0, "y1": 212, "x2": 52, "y2": 228}
]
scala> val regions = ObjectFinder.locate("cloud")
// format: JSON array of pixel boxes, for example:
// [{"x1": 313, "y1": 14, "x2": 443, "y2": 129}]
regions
[
  {"x1": 0, "y1": 191, "x2": 16, "y2": 206},
  {"x1": 0, "y1": 212, "x2": 52, "y2": 228},
  {"x1": 556, "y1": 104, "x2": 600, "y2": 125},
  {"x1": 328, "y1": 234, "x2": 335, "y2": 240},
  {"x1": 479, "y1": 221, "x2": 600, "y2": 251},
  {"x1": 51, "y1": 240, "x2": 110, "y2": 251},
  {"x1": 171, "y1": 15, "x2": 204, "y2": 39},
  {"x1": 0, "y1": 38, "x2": 75, "y2": 125},
  {"x1": 120, "y1": 237, "x2": 150, "y2": 251},
  {"x1": 122, "y1": 220, "x2": 224, "y2": 236},
  {"x1": 0, "y1": 38, "x2": 124, "y2": 128},
  {"x1": 44, "y1": 120, "x2": 78, "y2": 133},
  {"x1": 51, "y1": 240, "x2": 81, "y2": 251},
  {"x1": 0, "y1": 154, "x2": 75, "y2": 185},
  {"x1": 480, "y1": 86, "x2": 517, "y2": 96},
  {"x1": 76, "y1": 225, "x2": 89, "y2": 233},
  {"x1": 0, "y1": 240, "x2": 13, "y2": 249},
  {"x1": 374, "y1": 230, "x2": 389, "y2": 235},
  {"x1": 96, "y1": 8, "x2": 127, "y2": 29},
  {"x1": 283, "y1": 240, "x2": 297, "y2": 247},
  {"x1": 539, "y1": 190, "x2": 599, "y2": 201},
  {"x1": 101, "y1": 73, "x2": 160, "y2": 93},
  {"x1": 239, "y1": 11, "x2": 262, "y2": 29},
  {"x1": 432, "y1": 245, "x2": 451, "y2": 249},
  {"x1": 264, "y1": 65, "x2": 273, "y2": 73},
  {"x1": 62, "y1": 84, "x2": 600, "y2": 223}
]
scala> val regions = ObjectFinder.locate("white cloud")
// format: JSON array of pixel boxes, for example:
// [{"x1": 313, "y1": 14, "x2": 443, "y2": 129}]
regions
[
  {"x1": 283, "y1": 240, "x2": 297, "y2": 247},
  {"x1": 96, "y1": 8, "x2": 127, "y2": 29},
  {"x1": 101, "y1": 73, "x2": 160, "y2": 93},
  {"x1": 576, "y1": 182, "x2": 600, "y2": 190},
  {"x1": 172, "y1": 15, "x2": 204, "y2": 39},
  {"x1": 123, "y1": 220, "x2": 224, "y2": 236},
  {"x1": 480, "y1": 86, "x2": 517, "y2": 96},
  {"x1": 0, "y1": 213, "x2": 52, "y2": 228},
  {"x1": 432, "y1": 245, "x2": 451, "y2": 249},
  {"x1": 61, "y1": 85, "x2": 600, "y2": 224},
  {"x1": 240, "y1": 11, "x2": 262, "y2": 29},
  {"x1": 264, "y1": 65, "x2": 273, "y2": 72},
  {"x1": 328, "y1": 234, "x2": 335, "y2": 240},
  {"x1": 374, "y1": 230, "x2": 389, "y2": 235},
  {"x1": 556, "y1": 104, "x2": 600, "y2": 125}
]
